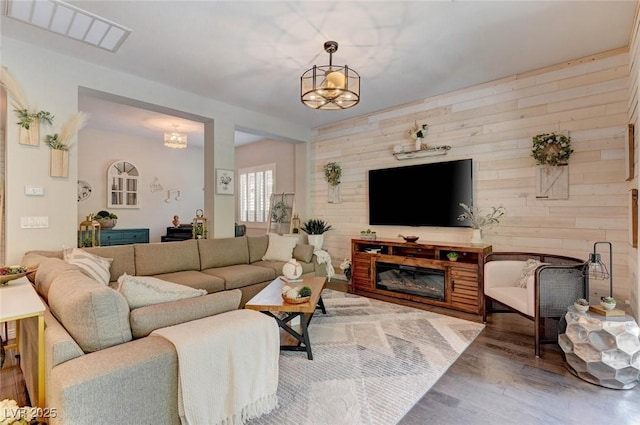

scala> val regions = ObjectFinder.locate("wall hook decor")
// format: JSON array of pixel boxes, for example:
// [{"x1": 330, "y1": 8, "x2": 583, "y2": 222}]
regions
[{"x1": 165, "y1": 189, "x2": 181, "y2": 203}]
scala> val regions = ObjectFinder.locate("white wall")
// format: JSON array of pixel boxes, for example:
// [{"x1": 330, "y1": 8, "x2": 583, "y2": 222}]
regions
[
  {"x1": 78, "y1": 128, "x2": 204, "y2": 242},
  {"x1": 2, "y1": 37, "x2": 310, "y2": 264}
]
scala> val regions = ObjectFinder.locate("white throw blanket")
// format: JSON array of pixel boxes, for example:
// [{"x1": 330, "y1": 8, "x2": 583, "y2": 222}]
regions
[
  {"x1": 314, "y1": 249, "x2": 335, "y2": 281},
  {"x1": 152, "y1": 309, "x2": 279, "y2": 425}
]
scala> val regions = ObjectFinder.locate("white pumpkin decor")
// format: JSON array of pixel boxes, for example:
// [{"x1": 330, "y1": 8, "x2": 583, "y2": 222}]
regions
[{"x1": 282, "y1": 258, "x2": 303, "y2": 281}]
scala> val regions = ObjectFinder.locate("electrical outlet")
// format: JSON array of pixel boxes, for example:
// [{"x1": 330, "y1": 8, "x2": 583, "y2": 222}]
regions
[{"x1": 625, "y1": 299, "x2": 631, "y2": 305}]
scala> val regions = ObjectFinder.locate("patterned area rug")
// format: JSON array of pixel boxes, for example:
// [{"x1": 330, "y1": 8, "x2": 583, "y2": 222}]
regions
[{"x1": 248, "y1": 289, "x2": 484, "y2": 425}]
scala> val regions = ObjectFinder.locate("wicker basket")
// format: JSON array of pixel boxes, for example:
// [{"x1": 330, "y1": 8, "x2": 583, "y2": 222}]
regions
[{"x1": 282, "y1": 294, "x2": 311, "y2": 304}]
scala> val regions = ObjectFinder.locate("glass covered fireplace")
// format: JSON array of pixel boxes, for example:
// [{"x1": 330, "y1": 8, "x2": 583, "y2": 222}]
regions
[{"x1": 375, "y1": 262, "x2": 445, "y2": 301}]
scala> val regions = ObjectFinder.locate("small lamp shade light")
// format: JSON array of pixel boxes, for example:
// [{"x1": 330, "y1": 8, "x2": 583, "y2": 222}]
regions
[
  {"x1": 78, "y1": 214, "x2": 101, "y2": 247},
  {"x1": 587, "y1": 241, "x2": 613, "y2": 297}
]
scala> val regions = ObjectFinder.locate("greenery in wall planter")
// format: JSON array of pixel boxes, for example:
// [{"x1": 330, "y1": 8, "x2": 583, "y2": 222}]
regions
[
  {"x1": 45, "y1": 112, "x2": 88, "y2": 151},
  {"x1": 323, "y1": 162, "x2": 342, "y2": 186},
  {"x1": 531, "y1": 132, "x2": 573, "y2": 166},
  {"x1": 16, "y1": 109, "x2": 54, "y2": 130}
]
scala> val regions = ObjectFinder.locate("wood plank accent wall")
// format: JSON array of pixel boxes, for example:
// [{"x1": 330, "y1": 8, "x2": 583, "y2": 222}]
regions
[
  {"x1": 312, "y1": 47, "x2": 634, "y2": 309},
  {"x1": 628, "y1": 2, "x2": 640, "y2": 319}
]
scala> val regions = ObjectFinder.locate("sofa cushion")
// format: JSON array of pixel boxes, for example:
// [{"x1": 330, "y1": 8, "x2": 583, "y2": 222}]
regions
[
  {"x1": 262, "y1": 233, "x2": 297, "y2": 262},
  {"x1": 202, "y1": 264, "x2": 275, "y2": 290},
  {"x1": 198, "y1": 237, "x2": 249, "y2": 269},
  {"x1": 293, "y1": 244, "x2": 314, "y2": 263},
  {"x1": 151, "y1": 270, "x2": 225, "y2": 293},
  {"x1": 129, "y1": 290, "x2": 242, "y2": 338},
  {"x1": 48, "y1": 270, "x2": 132, "y2": 353},
  {"x1": 117, "y1": 274, "x2": 207, "y2": 309},
  {"x1": 135, "y1": 240, "x2": 201, "y2": 276},
  {"x1": 253, "y1": 259, "x2": 315, "y2": 276},
  {"x1": 63, "y1": 248, "x2": 113, "y2": 285},
  {"x1": 32, "y1": 257, "x2": 79, "y2": 301},
  {"x1": 247, "y1": 235, "x2": 269, "y2": 263},
  {"x1": 84, "y1": 245, "x2": 136, "y2": 282}
]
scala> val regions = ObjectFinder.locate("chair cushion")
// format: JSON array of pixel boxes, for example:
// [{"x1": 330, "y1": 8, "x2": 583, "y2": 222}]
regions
[
  {"x1": 117, "y1": 274, "x2": 207, "y2": 309},
  {"x1": 486, "y1": 286, "x2": 532, "y2": 317}
]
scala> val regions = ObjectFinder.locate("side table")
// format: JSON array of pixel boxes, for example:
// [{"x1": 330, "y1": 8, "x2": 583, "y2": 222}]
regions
[
  {"x1": 558, "y1": 305, "x2": 640, "y2": 390},
  {"x1": 0, "y1": 277, "x2": 46, "y2": 406}
]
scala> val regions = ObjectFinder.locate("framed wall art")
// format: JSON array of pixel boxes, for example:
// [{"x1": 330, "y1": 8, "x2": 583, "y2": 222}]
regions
[
  {"x1": 216, "y1": 168, "x2": 235, "y2": 195},
  {"x1": 625, "y1": 123, "x2": 635, "y2": 181}
]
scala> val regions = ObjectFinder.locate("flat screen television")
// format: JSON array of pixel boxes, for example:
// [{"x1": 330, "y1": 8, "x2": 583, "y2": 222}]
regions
[{"x1": 368, "y1": 158, "x2": 473, "y2": 227}]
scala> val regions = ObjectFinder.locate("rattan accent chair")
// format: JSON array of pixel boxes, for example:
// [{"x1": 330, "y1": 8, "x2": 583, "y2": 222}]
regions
[{"x1": 483, "y1": 252, "x2": 588, "y2": 357}]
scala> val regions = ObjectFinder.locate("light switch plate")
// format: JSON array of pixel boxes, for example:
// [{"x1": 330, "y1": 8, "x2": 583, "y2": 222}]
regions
[{"x1": 25, "y1": 186, "x2": 45, "y2": 196}]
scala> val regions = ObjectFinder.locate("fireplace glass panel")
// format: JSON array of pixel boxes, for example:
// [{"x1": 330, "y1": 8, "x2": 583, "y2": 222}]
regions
[{"x1": 375, "y1": 262, "x2": 445, "y2": 301}]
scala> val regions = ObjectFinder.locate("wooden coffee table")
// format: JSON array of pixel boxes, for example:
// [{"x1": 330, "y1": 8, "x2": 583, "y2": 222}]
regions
[{"x1": 245, "y1": 276, "x2": 327, "y2": 360}]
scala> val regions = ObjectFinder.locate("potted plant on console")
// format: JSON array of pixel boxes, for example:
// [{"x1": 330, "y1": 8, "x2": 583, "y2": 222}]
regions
[
  {"x1": 301, "y1": 218, "x2": 332, "y2": 250},
  {"x1": 94, "y1": 210, "x2": 118, "y2": 229},
  {"x1": 457, "y1": 203, "x2": 505, "y2": 245},
  {"x1": 447, "y1": 252, "x2": 459, "y2": 262}
]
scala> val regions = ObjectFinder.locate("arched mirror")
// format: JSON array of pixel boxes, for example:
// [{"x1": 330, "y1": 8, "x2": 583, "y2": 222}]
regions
[{"x1": 107, "y1": 160, "x2": 139, "y2": 208}]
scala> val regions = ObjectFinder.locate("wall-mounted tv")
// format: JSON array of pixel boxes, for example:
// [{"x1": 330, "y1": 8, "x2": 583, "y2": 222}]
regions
[{"x1": 368, "y1": 158, "x2": 473, "y2": 227}]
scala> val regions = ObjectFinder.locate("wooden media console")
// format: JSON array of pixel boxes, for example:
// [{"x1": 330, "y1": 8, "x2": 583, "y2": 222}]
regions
[{"x1": 351, "y1": 238, "x2": 492, "y2": 315}]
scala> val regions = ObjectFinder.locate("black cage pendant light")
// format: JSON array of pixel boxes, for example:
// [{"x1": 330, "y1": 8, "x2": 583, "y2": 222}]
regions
[{"x1": 300, "y1": 41, "x2": 360, "y2": 110}]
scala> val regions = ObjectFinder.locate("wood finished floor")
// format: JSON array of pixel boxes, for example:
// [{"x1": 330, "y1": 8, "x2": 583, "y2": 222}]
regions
[{"x1": 2, "y1": 283, "x2": 639, "y2": 424}]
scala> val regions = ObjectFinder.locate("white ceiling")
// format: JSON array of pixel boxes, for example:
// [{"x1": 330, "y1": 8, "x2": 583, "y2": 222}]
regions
[{"x1": 1, "y1": 1, "x2": 636, "y2": 147}]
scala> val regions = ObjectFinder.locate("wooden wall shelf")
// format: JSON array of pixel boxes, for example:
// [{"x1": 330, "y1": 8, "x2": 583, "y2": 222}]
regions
[{"x1": 393, "y1": 145, "x2": 451, "y2": 160}]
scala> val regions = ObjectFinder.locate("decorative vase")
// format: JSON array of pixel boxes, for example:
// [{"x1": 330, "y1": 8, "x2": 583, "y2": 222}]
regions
[
  {"x1": 307, "y1": 234, "x2": 324, "y2": 251},
  {"x1": 282, "y1": 259, "x2": 303, "y2": 280},
  {"x1": 414, "y1": 137, "x2": 423, "y2": 151},
  {"x1": 470, "y1": 228, "x2": 483, "y2": 245}
]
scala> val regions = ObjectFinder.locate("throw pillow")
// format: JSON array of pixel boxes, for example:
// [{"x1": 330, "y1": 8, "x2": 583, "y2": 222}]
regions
[
  {"x1": 117, "y1": 273, "x2": 207, "y2": 309},
  {"x1": 63, "y1": 247, "x2": 113, "y2": 286},
  {"x1": 515, "y1": 259, "x2": 542, "y2": 288},
  {"x1": 262, "y1": 233, "x2": 298, "y2": 262}
]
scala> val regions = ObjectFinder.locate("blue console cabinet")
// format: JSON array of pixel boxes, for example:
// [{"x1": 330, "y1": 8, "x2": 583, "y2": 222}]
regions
[{"x1": 79, "y1": 228, "x2": 150, "y2": 246}]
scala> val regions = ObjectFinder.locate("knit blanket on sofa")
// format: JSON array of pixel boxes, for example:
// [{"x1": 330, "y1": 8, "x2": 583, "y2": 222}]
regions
[{"x1": 152, "y1": 309, "x2": 279, "y2": 425}]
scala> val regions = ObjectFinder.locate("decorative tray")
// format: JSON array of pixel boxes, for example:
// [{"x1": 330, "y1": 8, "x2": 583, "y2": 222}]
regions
[
  {"x1": 0, "y1": 266, "x2": 30, "y2": 285},
  {"x1": 281, "y1": 294, "x2": 311, "y2": 304}
]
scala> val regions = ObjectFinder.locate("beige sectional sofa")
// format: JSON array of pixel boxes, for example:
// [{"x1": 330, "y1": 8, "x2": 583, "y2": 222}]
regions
[{"x1": 19, "y1": 235, "x2": 325, "y2": 425}]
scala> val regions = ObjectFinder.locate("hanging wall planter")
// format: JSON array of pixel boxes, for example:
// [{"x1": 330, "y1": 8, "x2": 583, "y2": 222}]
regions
[
  {"x1": 46, "y1": 112, "x2": 88, "y2": 178},
  {"x1": 50, "y1": 148, "x2": 68, "y2": 177},
  {"x1": 532, "y1": 132, "x2": 573, "y2": 199},
  {"x1": 324, "y1": 161, "x2": 342, "y2": 203}
]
